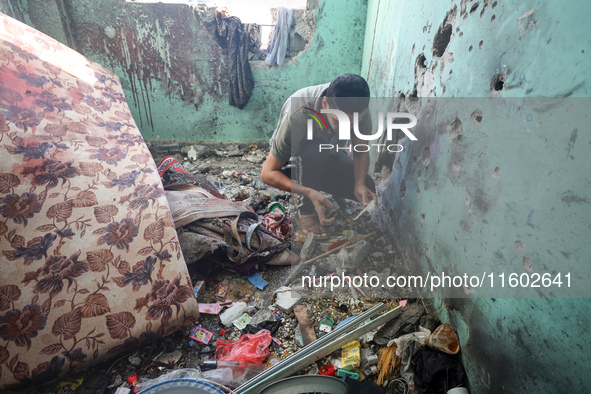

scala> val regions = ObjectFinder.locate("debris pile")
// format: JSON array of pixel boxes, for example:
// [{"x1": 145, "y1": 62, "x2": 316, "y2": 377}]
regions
[{"x1": 27, "y1": 143, "x2": 468, "y2": 394}]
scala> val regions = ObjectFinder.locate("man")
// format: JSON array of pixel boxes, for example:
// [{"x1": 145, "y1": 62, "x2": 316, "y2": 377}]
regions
[{"x1": 261, "y1": 73, "x2": 378, "y2": 239}]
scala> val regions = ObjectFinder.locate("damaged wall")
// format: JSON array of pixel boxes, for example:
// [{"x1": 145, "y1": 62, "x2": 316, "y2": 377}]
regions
[
  {"x1": 0, "y1": 0, "x2": 368, "y2": 141},
  {"x1": 361, "y1": 0, "x2": 590, "y2": 392}
]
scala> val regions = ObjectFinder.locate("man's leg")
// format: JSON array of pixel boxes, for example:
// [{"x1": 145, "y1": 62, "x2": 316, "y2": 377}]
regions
[{"x1": 296, "y1": 140, "x2": 375, "y2": 214}]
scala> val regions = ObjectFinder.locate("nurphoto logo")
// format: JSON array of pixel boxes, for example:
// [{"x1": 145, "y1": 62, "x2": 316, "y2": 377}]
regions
[{"x1": 305, "y1": 107, "x2": 418, "y2": 153}]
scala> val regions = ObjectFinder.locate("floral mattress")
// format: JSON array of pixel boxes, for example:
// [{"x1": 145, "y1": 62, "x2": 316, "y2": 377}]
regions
[{"x1": 0, "y1": 13, "x2": 199, "y2": 390}]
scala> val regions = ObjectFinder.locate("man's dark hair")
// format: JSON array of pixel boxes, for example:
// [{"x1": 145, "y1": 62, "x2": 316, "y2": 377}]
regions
[{"x1": 325, "y1": 73, "x2": 370, "y2": 114}]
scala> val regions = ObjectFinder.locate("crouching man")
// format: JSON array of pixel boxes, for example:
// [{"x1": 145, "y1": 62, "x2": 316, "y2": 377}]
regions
[{"x1": 261, "y1": 73, "x2": 377, "y2": 239}]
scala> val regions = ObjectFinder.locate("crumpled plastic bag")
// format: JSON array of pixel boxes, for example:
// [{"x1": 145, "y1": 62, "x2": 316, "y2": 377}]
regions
[
  {"x1": 390, "y1": 326, "x2": 432, "y2": 357},
  {"x1": 215, "y1": 329, "x2": 272, "y2": 364}
]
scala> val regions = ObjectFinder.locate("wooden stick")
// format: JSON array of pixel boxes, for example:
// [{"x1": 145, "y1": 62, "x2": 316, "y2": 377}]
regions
[
  {"x1": 284, "y1": 232, "x2": 376, "y2": 287},
  {"x1": 302, "y1": 232, "x2": 375, "y2": 266},
  {"x1": 294, "y1": 305, "x2": 317, "y2": 346}
]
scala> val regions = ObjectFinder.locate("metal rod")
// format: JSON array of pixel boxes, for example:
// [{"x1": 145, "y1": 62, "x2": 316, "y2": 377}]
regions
[{"x1": 233, "y1": 304, "x2": 400, "y2": 394}]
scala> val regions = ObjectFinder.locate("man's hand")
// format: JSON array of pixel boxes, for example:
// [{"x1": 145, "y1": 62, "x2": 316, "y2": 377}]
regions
[
  {"x1": 262, "y1": 153, "x2": 335, "y2": 227},
  {"x1": 306, "y1": 189, "x2": 336, "y2": 226},
  {"x1": 354, "y1": 184, "x2": 377, "y2": 207}
]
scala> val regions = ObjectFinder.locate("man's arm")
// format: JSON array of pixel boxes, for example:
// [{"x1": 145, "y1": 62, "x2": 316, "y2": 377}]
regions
[{"x1": 261, "y1": 153, "x2": 335, "y2": 225}]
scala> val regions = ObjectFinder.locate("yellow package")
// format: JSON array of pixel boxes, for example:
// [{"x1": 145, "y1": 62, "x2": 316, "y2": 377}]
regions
[{"x1": 341, "y1": 340, "x2": 361, "y2": 368}]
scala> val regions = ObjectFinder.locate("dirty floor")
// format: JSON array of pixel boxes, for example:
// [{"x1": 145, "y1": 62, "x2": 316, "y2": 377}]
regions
[{"x1": 24, "y1": 143, "x2": 446, "y2": 394}]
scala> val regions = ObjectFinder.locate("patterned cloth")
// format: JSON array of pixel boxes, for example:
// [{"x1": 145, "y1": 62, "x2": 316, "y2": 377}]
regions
[
  {"x1": 262, "y1": 207, "x2": 293, "y2": 240},
  {"x1": 158, "y1": 155, "x2": 224, "y2": 199},
  {"x1": 0, "y1": 14, "x2": 198, "y2": 390}
]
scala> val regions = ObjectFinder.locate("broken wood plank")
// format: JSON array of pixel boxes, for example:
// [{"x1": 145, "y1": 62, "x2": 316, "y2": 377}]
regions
[{"x1": 293, "y1": 305, "x2": 317, "y2": 346}]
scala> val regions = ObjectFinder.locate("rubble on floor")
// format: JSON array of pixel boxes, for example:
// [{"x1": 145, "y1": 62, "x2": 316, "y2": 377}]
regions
[{"x1": 25, "y1": 143, "x2": 468, "y2": 394}]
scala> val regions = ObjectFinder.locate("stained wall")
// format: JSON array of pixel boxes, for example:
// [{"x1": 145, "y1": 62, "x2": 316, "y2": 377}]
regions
[{"x1": 0, "y1": 0, "x2": 368, "y2": 141}]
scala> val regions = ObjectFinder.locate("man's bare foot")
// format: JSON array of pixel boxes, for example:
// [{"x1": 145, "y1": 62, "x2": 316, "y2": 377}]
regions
[{"x1": 297, "y1": 212, "x2": 329, "y2": 240}]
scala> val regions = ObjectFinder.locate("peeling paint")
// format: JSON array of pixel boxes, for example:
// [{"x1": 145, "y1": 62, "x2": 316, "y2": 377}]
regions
[
  {"x1": 517, "y1": 8, "x2": 538, "y2": 41},
  {"x1": 514, "y1": 240, "x2": 526, "y2": 254}
]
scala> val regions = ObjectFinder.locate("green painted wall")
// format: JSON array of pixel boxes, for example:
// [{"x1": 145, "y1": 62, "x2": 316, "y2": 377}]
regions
[
  {"x1": 361, "y1": 0, "x2": 590, "y2": 392},
  {"x1": 0, "y1": 0, "x2": 368, "y2": 142}
]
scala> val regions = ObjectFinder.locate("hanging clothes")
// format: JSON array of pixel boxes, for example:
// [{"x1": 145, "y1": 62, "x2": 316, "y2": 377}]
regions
[
  {"x1": 216, "y1": 9, "x2": 254, "y2": 109},
  {"x1": 244, "y1": 23, "x2": 262, "y2": 53},
  {"x1": 265, "y1": 7, "x2": 294, "y2": 67}
]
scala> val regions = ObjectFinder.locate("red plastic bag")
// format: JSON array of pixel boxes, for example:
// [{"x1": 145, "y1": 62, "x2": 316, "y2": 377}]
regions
[{"x1": 215, "y1": 329, "x2": 272, "y2": 365}]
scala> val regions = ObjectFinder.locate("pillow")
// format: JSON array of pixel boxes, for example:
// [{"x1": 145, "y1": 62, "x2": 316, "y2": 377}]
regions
[{"x1": 0, "y1": 13, "x2": 199, "y2": 390}]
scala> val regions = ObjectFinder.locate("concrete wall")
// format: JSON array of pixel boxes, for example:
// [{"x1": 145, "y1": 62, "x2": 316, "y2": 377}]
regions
[
  {"x1": 0, "y1": 0, "x2": 368, "y2": 141},
  {"x1": 361, "y1": 0, "x2": 590, "y2": 392}
]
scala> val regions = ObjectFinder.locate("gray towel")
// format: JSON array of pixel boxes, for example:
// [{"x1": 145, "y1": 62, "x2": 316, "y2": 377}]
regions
[{"x1": 265, "y1": 7, "x2": 294, "y2": 67}]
